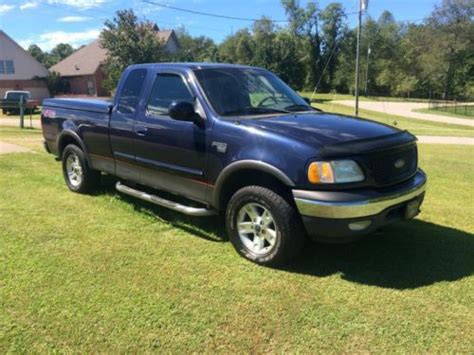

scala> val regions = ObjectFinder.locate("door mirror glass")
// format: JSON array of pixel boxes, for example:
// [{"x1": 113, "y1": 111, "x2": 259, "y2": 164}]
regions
[{"x1": 168, "y1": 101, "x2": 196, "y2": 121}]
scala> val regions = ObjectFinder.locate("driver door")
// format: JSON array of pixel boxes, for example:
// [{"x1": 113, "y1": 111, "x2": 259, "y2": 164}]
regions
[{"x1": 133, "y1": 70, "x2": 209, "y2": 203}]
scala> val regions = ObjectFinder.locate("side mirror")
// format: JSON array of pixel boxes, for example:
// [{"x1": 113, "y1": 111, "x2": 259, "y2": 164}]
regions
[
  {"x1": 302, "y1": 97, "x2": 311, "y2": 104},
  {"x1": 169, "y1": 101, "x2": 197, "y2": 122}
]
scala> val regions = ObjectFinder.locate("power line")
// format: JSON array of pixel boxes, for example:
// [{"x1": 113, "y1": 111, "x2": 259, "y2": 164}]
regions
[
  {"x1": 43, "y1": 1, "x2": 230, "y2": 34},
  {"x1": 141, "y1": 0, "x2": 289, "y2": 23}
]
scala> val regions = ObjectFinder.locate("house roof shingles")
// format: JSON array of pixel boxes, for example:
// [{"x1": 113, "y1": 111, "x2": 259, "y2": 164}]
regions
[
  {"x1": 51, "y1": 39, "x2": 106, "y2": 77},
  {"x1": 51, "y1": 30, "x2": 175, "y2": 77}
]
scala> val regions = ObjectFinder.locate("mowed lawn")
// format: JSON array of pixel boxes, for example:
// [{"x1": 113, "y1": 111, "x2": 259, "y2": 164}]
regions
[{"x1": 1, "y1": 128, "x2": 473, "y2": 352}]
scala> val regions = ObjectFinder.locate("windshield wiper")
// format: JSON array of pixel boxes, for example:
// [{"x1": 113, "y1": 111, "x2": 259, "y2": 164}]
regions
[{"x1": 223, "y1": 106, "x2": 289, "y2": 116}]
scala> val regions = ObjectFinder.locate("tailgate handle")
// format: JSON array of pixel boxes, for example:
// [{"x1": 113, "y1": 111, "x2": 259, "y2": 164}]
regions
[{"x1": 134, "y1": 126, "x2": 148, "y2": 136}]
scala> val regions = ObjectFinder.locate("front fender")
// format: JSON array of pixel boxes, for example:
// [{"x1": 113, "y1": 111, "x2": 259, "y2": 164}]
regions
[{"x1": 212, "y1": 159, "x2": 295, "y2": 208}]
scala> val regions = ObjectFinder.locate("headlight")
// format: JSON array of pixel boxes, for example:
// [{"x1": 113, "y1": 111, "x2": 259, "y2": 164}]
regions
[{"x1": 308, "y1": 160, "x2": 364, "y2": 184}]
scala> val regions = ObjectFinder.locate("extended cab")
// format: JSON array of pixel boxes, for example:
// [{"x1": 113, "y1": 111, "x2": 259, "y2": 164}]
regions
[{"x1": 42, "y1": 63, "x2": 426, "y2": 265}]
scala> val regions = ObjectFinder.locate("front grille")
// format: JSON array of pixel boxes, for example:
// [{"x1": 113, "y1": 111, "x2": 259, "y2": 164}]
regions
[{"x1": 363, "y1": 144, "x2": 418, "y2": 187}]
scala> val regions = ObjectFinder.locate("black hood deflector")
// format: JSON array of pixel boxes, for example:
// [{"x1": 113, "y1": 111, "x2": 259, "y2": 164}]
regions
[{"x1": 319, "y1": 131, "x2": 417, "y2": 158}]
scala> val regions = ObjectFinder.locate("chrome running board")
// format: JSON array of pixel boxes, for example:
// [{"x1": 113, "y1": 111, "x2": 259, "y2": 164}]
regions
[{"x1": 116, "y1": 182, "x2": 217, "y2": 217}]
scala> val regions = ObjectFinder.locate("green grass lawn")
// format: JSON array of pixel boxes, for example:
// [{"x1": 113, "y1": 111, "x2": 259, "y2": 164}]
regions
[
  {"x1": 414, "y1": 106, "x2": 474, "y2": 119},
  {"x1": 1, "y1": 128, "x2": 473, "y2": 352},
  {"x1": 300, "y1": 92, "x2": 435, "y2": 103}
]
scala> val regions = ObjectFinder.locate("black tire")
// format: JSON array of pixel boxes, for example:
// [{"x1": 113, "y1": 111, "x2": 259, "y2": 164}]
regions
[
  {"x1": 226, "y1": 186, "x2": 305, "y2": 266},
  {"x1": 61, "y1": 144, "x2": 100, "y2": 194}
]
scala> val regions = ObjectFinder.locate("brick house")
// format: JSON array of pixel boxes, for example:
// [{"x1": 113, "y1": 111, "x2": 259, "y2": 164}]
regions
[
  {"x1": 0, "y1": 30, "x2": 50, "y2": 101},
  {"x1": 51, "y1": 29, "x2": 180, "y2": 97}
]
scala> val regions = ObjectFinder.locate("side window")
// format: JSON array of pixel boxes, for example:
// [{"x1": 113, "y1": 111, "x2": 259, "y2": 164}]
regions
[
  {"x1": 117, "y1": 69, "x2": 147, "y2": 114},
  {"x1": 146, "y1": 74, "x2": 194, "y2": 117},
  {"x1": 5, "y1": 60, "x2": 14, "y2": 74}
]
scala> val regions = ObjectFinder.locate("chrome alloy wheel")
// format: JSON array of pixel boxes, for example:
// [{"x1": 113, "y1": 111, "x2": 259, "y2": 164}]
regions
[
  {"x1": 237, "y1": 202, "x2": 278, "y2": 255},
  {"x1": 66, "y1": 152, "x2": 83, "y2": 187}
]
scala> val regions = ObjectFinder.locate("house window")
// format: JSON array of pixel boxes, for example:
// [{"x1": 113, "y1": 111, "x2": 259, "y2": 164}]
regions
[
  {"x1": 5, "y1": 60, "x2": 14, "y2": 74},
  {"x1": 0, "y1": 60, "x2": 15, "y2": 74}
]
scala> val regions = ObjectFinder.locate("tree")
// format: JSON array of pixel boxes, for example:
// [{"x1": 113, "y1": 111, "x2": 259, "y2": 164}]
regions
[
  {"x1": 28, "y1": 44, "x2": 45, "y2": 64},
  {"x1": 281, "y1": 0, "x2": 321, "y2": 89},
  {"x1": 218, "y1": 29, "x2": 254, "y2": 64},
  {"x1": 424, "y1": 0, "x2": 474, "y2": 98},
  {"x1": 251, "y1": 17, "x2": 276, "y2": 69},
  {"x1": 100, "y1": 9, "x2": 169, "y2": 91},
  {"x1": 332, "y1": 27, "x2": 356, "y2": 93},
  {"x1": 56, "y1": 1, "x2": 471, "y2": 100},
  {"x1": 28, "y1": 43, "x2": 75, "y2": 68},
  {"x1": 46, "y1": 71, "x2": 70, "y2": 95},
  {"x1": 174, "y1": 27, "x2": 218, "y2": 62},
  {"x1": 272, "y1": 30, "x2": 305, "y2": 89},
  {"x1": 320, "y1": 3, "x2": 346, "y2": 90},
  {"x1": 50, "y1": 43, "x2": 74, "y2": 62}
]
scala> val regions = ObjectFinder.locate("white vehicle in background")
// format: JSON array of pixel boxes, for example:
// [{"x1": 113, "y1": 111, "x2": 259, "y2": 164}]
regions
[{"x1": 1, "y1": 90, "x2": 40, "y2": 115}]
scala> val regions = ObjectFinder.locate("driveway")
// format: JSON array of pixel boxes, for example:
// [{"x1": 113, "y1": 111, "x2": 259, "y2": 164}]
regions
[
  {"x1": 333, "y1": 100, "x2": 474, "y2": 127},
  {"x1": 0, "y1": 141, "x2": 31, "y2": 154}
]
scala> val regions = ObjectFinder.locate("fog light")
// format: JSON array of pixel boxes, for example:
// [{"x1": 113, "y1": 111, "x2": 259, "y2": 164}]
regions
[{"x1": 348, "y1": 220, "x2": 372, "y2": 231}]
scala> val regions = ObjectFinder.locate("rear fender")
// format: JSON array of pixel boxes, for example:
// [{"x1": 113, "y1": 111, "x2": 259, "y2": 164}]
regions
[{"x1": 57, "y1": 130, "x2": 90, "y2": 165}]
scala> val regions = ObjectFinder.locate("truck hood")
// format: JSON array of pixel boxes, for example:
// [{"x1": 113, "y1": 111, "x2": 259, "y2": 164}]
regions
[{"x1": 239, "y1": 112, "x2": 400, "y2": 147}]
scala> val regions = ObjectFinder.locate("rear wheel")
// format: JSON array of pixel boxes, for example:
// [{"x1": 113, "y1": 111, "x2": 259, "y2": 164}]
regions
[
  {"x1": 62, "y1": 144, "x2": 100, "y2": 193},
  {"x1": 226, "y1": 186, "x2": 305, "y2": 266}
]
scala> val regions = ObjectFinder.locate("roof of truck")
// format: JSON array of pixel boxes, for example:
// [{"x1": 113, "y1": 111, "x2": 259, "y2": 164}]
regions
[{"x1": 127, "y1": 62, "x2": 262, "y2": 70}]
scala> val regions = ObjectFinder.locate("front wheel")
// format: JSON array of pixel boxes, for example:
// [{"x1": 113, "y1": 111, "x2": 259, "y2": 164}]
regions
[
  {"x1": 62, "y1": 144, "x2": 100, "y2": 193},
  {"x1": 226, "y1": 186, "x2": 305, "y2": 266}
]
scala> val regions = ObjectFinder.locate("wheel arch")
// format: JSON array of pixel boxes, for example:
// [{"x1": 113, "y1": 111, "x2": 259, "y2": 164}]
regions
[
  {"x1": 213, "y1": 160, "x2": 295, "y2": 211},
  {"x1": 57, "y1": 130, "x2": 90, "y2": 165}
]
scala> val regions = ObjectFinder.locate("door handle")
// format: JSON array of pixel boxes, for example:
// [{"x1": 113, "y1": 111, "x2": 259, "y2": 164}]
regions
[{"x1": 134, "y1": 126, "x2": 148, "y2": 136}]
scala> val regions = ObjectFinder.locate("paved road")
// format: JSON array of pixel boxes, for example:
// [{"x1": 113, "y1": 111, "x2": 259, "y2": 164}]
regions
[
  {"x1": 333, "y1": 100, "x2": 474, "y2": 127},
  {"x1": 0, "y1": 141, "x2": 31, "y2": 154}
]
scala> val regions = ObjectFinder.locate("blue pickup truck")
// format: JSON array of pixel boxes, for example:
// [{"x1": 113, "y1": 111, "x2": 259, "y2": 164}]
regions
[{"x1": 41, "y1": 63, "x2": 426, "y2": 265}]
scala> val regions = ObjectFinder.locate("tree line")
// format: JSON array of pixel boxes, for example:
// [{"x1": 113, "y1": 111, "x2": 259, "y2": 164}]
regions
[
  {"x1": 29, "y1": 0, "x2": 473, "y2": 100},
  {"x1": 28, "y1": 43, "x2": 75, "y2": 69}
]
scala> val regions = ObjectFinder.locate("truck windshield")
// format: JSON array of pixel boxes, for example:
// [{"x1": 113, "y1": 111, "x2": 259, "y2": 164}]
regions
[
  {"x1": 193, "y1": 68, "x2": 314, "y2": 117},
  {"x1": 6, "y1": 92, "x2": 29, "y2": 100}
]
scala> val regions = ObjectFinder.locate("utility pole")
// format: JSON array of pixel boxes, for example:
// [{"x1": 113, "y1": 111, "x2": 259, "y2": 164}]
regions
[
  {"x1": 354, "y1": 0, "x2": 368, "y2": 117},
  {"x1": 365, "y1": 45, "x2": 371, "y2": 96}
]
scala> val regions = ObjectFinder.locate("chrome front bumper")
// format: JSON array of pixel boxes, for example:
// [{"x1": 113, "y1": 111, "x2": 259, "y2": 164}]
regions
[{"x1": 293, "y1": 170, "x2": 427, "y2": 219}]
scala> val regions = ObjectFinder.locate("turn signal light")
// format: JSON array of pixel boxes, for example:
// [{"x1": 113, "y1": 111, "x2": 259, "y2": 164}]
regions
[{"x1": 308, "y1": 162, "x2": 335, "y2": 183}]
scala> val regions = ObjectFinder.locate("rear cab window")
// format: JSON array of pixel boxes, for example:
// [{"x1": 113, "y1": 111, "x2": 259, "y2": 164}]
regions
[{"x1": 117, "y1": 69, "x2": 148, "y2": 115}]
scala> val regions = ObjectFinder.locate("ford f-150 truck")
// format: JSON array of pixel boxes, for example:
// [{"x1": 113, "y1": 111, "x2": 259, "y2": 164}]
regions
[{"x1": 42, "y1": 63, "x2": 426, "y2": 265}]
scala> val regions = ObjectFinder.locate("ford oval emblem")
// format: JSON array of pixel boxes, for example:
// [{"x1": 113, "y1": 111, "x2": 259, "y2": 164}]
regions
[{"x1": 394, "y1": 159, "x2": 405, "y2": 169}]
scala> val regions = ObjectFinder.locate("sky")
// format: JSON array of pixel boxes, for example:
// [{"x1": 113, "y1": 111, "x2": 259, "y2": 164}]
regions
[{"x1": 0, "y1": 0, "x2": 441, "y2": 51}]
